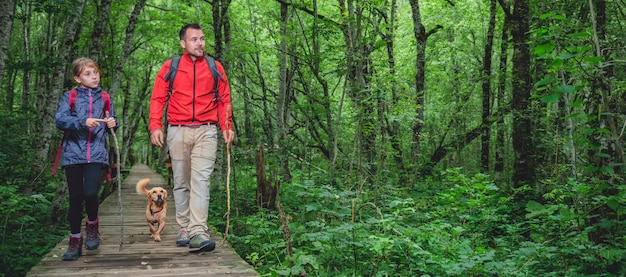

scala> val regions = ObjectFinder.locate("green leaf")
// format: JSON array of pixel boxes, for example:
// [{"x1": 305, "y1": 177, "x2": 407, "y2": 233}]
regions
[
  {"x1": 571, "y1": 98, "x2": 583, "y2": 108},
  {"x1": 554, "y1": 85, "x2": 575, "y2": 94},
  {"x1": 558, "y1": 53, "x2": 577, "y2": 60},
  {"x1": 541, "y1": 93, "x2": 560, "y2": 103},
  {"x1": 534, "y1": 76, "x2": 556, "y2": 87},
  {"x1": 606, "y1": 199, "x2": 619, "y2": 211},
  {"x1": 535, "y1": 43, "x2": 555, "y2": 56},
  {"x1": 584, "y1": 56, "x2": 603, "y2": 64},
  {"x1": 526, "y1": 201, "x2": 558, "y2": 218},
  {"x1": 600, "y1": 166, "x2": 615, "y2": 174}
]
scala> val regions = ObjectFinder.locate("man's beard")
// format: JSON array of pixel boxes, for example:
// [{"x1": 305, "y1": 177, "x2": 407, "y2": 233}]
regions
[{"x1": 187, "y1": 48, "x2": 204, "y2": 59}]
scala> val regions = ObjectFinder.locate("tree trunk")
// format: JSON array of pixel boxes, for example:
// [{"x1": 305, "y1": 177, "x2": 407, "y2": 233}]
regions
[
  {"x1": 510, "y1": 0, "x2": 535, "y2": 188},
  {"x1": 338, "y1": 0, "x2": 378, "y2": 177},
  {"x1": 89, "y1": 0, "x2": 112, "y2": 63},
  {"x1": 382, "y1": 0, "x2": 407, "y2": 178},
  {"x1": 122, "y1": 68, "x2": 152, "y2": 166},
  {"x1": 252, "y1": 46, "x2": 274, "y2": 146},
  {"x1": 212, "y1": 0, "x2": 231, "y2": 60},
  {"x1": 44, "y1": 0, "x2": 88, "y2": 206},
  {"x1": 108, "y1": 0, "x2": 145, "y2": 100},
  {"x1": 276, "y1": 2, "x2": 292, "y2": 183},
  {"x1": 408, "y1": 0, "x2": 442, "y2": 172},
  {"x1": 494, "y1": 0, "x2": 511, "y2": 182},
  {"x1": 4, "y1": 70, "x2": 16, "y2": 111},
  {"x1": 0, "y1": 0, "x2": 17, "y2": 89},
  {"x1": 20, "y1": 0, "x2": 32, "y2": 113},
  {"x1": 481, "y1": 0, "x2": 497, "y2": 173},
  {"x1": 408, "y1": 0, "x2": 426, "y2": 168},
  {"x1": 256, "y1": 145, "x2": 278, "y2": 210},
  {"x1": 585, "y1": 0, "x2": 623, "y2": 245}
]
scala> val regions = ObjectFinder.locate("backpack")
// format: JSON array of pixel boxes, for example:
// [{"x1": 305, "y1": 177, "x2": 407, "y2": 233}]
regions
[
  {"x1": 164, "y1": 55, "x2": 224, "y2": 102},
  {"x1": 52, "y1": 89, "x2": 111, "y2": 177}
]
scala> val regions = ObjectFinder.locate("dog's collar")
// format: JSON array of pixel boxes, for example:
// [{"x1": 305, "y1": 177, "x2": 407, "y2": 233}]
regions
[{"x1": 150, "y1": 206, "x2": 164, "y2": 215}]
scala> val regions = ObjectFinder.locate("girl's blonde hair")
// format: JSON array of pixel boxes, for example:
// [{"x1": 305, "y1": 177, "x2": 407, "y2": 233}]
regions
[{"x1": 71, "y1": 57, "x2": 100, "y2": 77}]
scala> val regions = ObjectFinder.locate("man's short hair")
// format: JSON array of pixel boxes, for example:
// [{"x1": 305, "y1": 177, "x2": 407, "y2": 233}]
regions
[{"x1": 179, "y1": 23, "x2": 202, "y2": 40}]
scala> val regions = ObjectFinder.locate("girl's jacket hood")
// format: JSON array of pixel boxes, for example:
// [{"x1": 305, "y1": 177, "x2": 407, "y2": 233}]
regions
[{"x1": 55, "y1": 86, "x2": 116, "y2": 167}]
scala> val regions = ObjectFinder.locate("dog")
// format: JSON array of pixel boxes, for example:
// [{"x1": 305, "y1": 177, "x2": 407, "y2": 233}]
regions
[{"x1": 136, "y1": 178, "x2": 167, "y2": 242}]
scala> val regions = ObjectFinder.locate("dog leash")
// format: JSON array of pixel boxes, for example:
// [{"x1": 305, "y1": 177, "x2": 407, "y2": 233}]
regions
[{"x1": 106, "y1": 112, "x2": 124, "y2": 251}]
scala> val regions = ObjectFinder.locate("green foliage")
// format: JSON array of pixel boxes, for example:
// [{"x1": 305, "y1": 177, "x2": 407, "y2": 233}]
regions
[
  {"x1": 215, "y1": 166, "x2": 625, "y2": 276},
  {"x1": 0, "y1": 111, "x2": 38, "y2": 187},
  {"x1": 0, "y1": 184, "x2": 66, "y2": 277},
  {"x1": 0, "y1": 112, "x2": 67, "y2": 276}
]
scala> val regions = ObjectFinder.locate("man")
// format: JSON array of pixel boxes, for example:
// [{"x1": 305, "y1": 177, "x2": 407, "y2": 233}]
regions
[{"x1": 149, "y1": 23, "x2": 234, "y2": 253}]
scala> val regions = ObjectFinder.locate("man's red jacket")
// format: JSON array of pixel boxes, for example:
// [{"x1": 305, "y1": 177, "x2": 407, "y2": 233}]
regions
[{"x1": 150, "y1": 51, "x2": 233, "y2": 132}]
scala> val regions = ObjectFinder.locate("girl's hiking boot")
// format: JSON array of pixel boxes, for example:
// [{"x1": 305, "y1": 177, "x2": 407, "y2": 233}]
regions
[
  {"x1": 189, "y1": 232, "x2": 215, "y2": 253},
  {"x1": 62, "y1": 235, "x2": 82, "y2": 261},
  {"x1": 85, "y1": 219, "x2": 100, "y2": 250}
]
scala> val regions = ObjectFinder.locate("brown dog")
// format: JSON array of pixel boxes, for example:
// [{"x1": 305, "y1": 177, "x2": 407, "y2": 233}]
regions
[{"x1": 136, "y1": 178, "x2": 167, "y2": 242}]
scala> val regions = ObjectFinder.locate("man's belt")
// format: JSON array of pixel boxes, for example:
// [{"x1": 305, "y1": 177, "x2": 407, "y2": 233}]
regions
[{"x1": 169, "y1": 122, "x2": 216, "y2": 128}]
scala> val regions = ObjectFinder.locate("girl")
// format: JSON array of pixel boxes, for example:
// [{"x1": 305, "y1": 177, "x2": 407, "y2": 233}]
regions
[{"x1": 54, "y1": 57, "x2": 117, "y2": 261}]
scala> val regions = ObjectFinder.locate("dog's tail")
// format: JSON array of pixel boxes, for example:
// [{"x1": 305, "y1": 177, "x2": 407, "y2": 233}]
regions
[{"x1": 136, "y1": 178, "x2": 151, "y2": 196}]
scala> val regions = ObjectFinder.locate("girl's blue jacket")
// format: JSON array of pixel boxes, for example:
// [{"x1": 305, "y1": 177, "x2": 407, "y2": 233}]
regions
[{"x1": 55, "y1": 86, "x2": 117, "y2": 168}]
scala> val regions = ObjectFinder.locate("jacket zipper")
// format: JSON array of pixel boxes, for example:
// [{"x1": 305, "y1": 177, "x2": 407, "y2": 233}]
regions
[
  {"x1": 87, "y1": 91, "x2": 93, "y2": 163},
  {"x1": 192, "y1": 59, "x2": 196, "y2": 124}
]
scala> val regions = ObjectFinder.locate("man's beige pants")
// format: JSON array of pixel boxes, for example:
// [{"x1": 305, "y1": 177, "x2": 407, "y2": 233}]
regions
[{"x1": 167, "y1": 124, "x2": 218, "y2": 237}]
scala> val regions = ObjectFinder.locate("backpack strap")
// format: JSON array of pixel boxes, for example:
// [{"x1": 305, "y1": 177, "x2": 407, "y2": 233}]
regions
[
  {"x1": 101, "y1": 91, "x2": 111, "y2": 116},
  {"x1": 52, "y1": 136, "x2": 65, "y2": 177},
  {"x1": 99, "y1": 91, "x2": 112, "y2": 181},
  {"x1": 53, "y1": 89, "x2": 77, "y2": 176},
  {"x1": 205, "y1": 56, "x2": 224, "y2": 102},
  {"x1": 68, "y1": 89, "x2": 77, "y2": 112},
  {"x1": 165, "y1": 56, "x2": 181, "y2": 95}
]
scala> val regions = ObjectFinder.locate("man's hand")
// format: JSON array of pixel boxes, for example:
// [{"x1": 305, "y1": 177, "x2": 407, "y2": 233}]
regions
[
  {"x1": 223, "y1": 130, "x2": 235, "y2": 145},
  {"x1": 150, "y1": 129, "x2": 164, "y2": 147}
]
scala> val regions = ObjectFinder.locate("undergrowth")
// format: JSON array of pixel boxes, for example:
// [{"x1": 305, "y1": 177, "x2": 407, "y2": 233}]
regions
[
  {"x1": 0, "y1": 183, "x2": 66, "y2": 277},
  {"x1": 1, "y1": 154, "x2": 623, "y2": 276},
  {"x1": 210, "y1": 167, "x2": 626, "y2": 276}
]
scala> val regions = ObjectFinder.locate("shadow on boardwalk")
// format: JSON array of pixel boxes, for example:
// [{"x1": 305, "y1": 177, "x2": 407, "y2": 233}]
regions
[{"x1": 28, "y1": 164, "x2": 259, "y2": 277}]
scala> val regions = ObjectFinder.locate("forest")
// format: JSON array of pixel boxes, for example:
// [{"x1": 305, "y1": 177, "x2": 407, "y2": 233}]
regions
[{"x1": 0, "y1": 0, "x2": 625, "y2": 276}]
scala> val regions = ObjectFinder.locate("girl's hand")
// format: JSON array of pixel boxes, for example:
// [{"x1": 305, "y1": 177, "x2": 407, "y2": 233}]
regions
[
  {"x1": 86, "y1": 118, "x2": 105, "y2": 128},
  {"x1": 105, "y1": 117, "x2": 116, "y2": 129},
  {"x1": 104, "y1": 112, "x2": 116, "y2": 129}
]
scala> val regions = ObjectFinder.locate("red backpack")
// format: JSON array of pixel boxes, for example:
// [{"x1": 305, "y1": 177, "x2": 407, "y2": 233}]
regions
[{"x1": 52, "y1": 89, "x2": 111, "y2": 177}]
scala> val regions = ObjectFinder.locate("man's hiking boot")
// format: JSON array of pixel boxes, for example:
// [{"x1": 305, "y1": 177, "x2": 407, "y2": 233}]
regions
[
  {"x1": 189, "y1": 232, "x2": 215, "y2": 253},
  {"x1": 176, "y1": 228, "x2": 190, "y2": 246},
  {"x1": 62, "y1": 235, "x2": 82, "y2": 261},
  {"x1": 85, "y1": 219, "x2": 100, "y2": 250}
]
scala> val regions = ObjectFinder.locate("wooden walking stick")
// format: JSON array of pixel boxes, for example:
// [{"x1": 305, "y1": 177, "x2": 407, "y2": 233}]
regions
[
  {"x1": 106, "y1": 112, "x2": 124, "y2": 251},
  {"x1": 221, "y1": 105, "x2": 232, "y2": 246},
  {"x1": 221, "y1": 143, "x2": 231, "y2": 246}
]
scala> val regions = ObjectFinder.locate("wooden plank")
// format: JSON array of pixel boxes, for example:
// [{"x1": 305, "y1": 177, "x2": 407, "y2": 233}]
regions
[{"x1": 27, "y1": 164, "x2": 258, "y2": 277}]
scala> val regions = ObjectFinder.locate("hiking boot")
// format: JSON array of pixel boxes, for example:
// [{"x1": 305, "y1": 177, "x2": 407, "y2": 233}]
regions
[
  {"x1": 62, "y1": 235, "x2": 82, "y2": 261},
  {"x1": 85, "y1": 219, "x2": 100, "y2": 250},
  {"x1": 176, "y1": 228, "x2": 190, "y2": 246},
  {"x1": 189, "y1": 232, "x2": 215, "y2": 253}
]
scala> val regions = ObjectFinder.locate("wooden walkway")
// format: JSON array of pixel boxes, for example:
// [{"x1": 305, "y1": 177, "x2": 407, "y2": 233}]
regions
[{"x1": 28, "y1": 164, "x2": 259, "y2": 277}]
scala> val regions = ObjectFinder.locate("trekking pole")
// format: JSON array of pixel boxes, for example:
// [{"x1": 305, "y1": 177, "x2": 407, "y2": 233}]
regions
[{"x1": 106, "y1": 112, "x2": 124, "y2": 251}]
